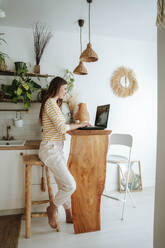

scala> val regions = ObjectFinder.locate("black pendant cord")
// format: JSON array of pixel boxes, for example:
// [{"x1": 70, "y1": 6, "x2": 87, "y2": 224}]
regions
[
  {"x1": 80, "y1": 26, "x2": 82, "y2": 54},
  {"x1": 89, "y1": 2, "x2": 91, "y2": 43}
]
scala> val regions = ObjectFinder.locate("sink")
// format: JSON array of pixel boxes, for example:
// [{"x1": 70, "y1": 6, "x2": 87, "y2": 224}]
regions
[{"x1": 0, "y1": 140, "x2": 26, "y2": 146}]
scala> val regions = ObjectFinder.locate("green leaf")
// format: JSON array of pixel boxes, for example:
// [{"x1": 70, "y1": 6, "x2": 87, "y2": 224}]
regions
[
  {"x1": 26, "y1": 92, "x2": 32, "y2": 100},
  {"x1": 22, "y1": 83, "x2": 29, "y2": 90},
  {"x1": 12, "y1": 96, "x2": 18, "y2": 103},
  {"x1": 12, "y1": 79, "x2": 20, "y2": 88},
  {"x1": 27, "y1": 82, "x2": 34, "y2": 91},
  {"x1": 24, "y1": 101, "x2": 30, "y2": 108},
  {"x1": 16, "y1": 87, "x2": 22, "y2": 96}
]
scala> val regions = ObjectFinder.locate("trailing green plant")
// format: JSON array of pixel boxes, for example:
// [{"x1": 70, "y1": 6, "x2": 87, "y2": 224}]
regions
[
  {"x1": 63, "y1": 69, "x2": 75, "y2": 93},
  {"x1": 1, "y1": 66, "x2": 41, "y2": 108}
]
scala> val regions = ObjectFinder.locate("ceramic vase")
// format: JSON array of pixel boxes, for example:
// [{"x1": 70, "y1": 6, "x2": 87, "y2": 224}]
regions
[
  {"x1": 75, "y1": 103, "x2": 90, "y2": 122},
  {"x1": 34, "y1": 64, "x2": 40, "y2": 74}
]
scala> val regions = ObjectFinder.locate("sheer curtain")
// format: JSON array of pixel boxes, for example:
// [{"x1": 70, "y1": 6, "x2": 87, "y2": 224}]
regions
[{"x1": 157, "y1": 0, "x2": 165, "y2": 27}]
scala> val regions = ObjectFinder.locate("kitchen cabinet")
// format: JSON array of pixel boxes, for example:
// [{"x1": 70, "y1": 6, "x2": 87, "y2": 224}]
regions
[
  {"x1": 0, "y1": 150, "x2": 56, "y2": 211},
  {"x1": 0, "y1": 136, "x2": 71, "y2": 212}
]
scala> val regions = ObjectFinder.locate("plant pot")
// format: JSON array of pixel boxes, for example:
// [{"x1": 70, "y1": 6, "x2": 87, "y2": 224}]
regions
[
  {"x1": 34, "y1": 64, "x2": 40, "y2": 74},
  {"x1": 15, "y1": 62, "x2": 27, "y2": 72}
]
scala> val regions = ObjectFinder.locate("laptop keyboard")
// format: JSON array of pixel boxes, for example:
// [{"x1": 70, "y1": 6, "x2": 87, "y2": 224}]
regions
[{"x1": 78, "y1": 126, "x2": 105, "y2": 130}]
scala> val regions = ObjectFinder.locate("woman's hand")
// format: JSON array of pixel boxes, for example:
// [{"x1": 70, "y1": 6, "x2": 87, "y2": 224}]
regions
[
  {"x1": 79, "y1": 121, "x2": 91, "y2": 128},
  {"x1": 68, "y1": 121, "x2": 91, "y2": 131}
]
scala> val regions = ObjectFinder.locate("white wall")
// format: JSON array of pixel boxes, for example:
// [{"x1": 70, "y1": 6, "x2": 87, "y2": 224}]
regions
[
  {"x1": 0, "y1": 26, "x2": 157, "y2": 190},
  {"x1": 154, "y1": 28, "x2": 165, "y2": 247}
]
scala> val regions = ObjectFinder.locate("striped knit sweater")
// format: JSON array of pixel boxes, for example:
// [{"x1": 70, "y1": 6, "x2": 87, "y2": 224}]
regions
[{"x1": 42, "y1": 98, "x2": 69, "y2": 141}]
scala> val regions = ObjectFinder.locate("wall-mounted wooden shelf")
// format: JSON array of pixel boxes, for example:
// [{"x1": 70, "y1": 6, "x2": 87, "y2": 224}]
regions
[
  {"x1": 0, "y1": 109, "x2": 28, "y2": 112},
  {"x1": 0, "y1": 98, "x2": 40, "y2": 111},
  {"x1": 0, "y1": 98, "x2": 40, "y2": 103},
  {"x1": 0, "y1": 70, "x2": 54, "y2": 78}
]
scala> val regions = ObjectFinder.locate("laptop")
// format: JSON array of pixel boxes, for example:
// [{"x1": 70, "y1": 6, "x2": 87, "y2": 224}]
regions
[{"x1": 78, "y1": 104, "x2": 110, "y2": 130}]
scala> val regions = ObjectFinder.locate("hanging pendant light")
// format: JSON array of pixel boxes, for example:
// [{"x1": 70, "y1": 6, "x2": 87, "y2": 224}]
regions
[
  {"x1": 73, "y1": 19, "x2": 88, "y2": 75},
  {"x1": 80, "y1": 0, "x2": 98, "y2": 62}
]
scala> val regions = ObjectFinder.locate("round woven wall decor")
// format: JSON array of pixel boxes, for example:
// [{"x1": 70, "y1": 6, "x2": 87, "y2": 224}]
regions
[{"x1": 111, "y1": 67, "x2": 138, "y2": 97}]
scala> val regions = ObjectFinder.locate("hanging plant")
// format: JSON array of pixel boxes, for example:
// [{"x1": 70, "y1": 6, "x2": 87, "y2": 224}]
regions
[{"x1": 33, "y1": 22, "x2": 53, "y2": 73}]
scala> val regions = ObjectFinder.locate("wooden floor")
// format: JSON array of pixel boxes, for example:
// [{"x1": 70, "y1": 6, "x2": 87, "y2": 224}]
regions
[
  {"x1": 0, "y1": 214, "x2": 22, "y2": 248},
  {"x1": 19, "y1": 187, "x2": 154, "y2": 248}
]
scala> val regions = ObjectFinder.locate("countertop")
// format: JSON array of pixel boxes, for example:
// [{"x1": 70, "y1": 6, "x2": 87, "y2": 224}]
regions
[
  {"x1": 67, "y1": 130, "x2": 112, "y2": 136},
  {"x1": 0, "y1": 140, "x2": 41, "y2": 150}
]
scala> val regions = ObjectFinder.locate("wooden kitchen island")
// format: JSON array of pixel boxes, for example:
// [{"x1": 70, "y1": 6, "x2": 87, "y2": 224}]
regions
[{"x1": 67, "y1": 129, "x2": 111, "y2": 234}]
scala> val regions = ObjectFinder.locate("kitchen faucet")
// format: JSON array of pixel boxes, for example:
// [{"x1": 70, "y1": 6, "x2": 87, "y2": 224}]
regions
[{"x1": 2, "y1": 125, "x2": 14, "y2": 140}]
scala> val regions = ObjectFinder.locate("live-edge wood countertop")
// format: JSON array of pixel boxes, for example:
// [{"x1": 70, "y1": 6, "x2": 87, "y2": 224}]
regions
[
  {"x1": 67, "y1": 130, "x2": 112, "y2": 136},
  {"x1": 0, "y1": 140, "x2": 41, "y2": 150}
]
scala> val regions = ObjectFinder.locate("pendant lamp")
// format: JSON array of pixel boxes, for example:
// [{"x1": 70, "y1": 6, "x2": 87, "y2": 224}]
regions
[
  {"x1": 73, "y1": 19, "x2": 88, "y2": 75},
  {"x1": 80, "y1": 0, "x2": 98, "y2": 62}
]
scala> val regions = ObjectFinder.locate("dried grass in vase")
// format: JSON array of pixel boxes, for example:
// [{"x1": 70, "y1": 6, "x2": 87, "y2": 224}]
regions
[
  {"x1": 33, "y1": 22, "x2": 53, "y2": 73},
  {"x1": 66, "y1": 93, "x2": 79, "y2": 120}
]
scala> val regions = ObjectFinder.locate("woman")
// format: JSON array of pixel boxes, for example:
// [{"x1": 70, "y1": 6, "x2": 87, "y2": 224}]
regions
[{"x1": 39, "y1": 76, "x2": 88, "y2": 229}]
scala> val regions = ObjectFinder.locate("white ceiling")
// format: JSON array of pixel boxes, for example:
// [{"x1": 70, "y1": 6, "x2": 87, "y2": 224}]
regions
[{"x1": 0, "y1": 0, "x2": 157, "y2": 41}]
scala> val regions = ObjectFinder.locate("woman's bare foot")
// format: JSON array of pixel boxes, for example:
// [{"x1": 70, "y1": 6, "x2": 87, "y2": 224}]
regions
[
  {"x1": 47, "y1": 203, "x2": 58, "y2": 229},
  {"x1": 65, "y1": 209, "x2": 73, "y2": 223}
]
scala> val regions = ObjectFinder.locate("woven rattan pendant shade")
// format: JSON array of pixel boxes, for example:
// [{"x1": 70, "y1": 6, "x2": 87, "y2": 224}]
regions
[
  {"x1": 73, "y1": 61, "x2": 88, "y2": 75},
  {"x1": 73, "y1": 19, "x2": 88, "y2": 75},
  {"x1": 80, "y1": 0, "x2": 98, "y2": 63},
  {"x1": 80, "y1": 42, "x2": 98, "y2": 62}
]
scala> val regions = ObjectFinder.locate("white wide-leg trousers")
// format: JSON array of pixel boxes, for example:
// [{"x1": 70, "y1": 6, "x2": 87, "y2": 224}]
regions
[{"x1": 39, "y1": 141, "x2": 76, "y2": 209}]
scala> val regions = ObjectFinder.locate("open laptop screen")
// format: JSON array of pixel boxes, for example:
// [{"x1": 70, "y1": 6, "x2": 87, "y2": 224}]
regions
[{"x1": 94, "y1": 104, "x2": 110, "y2": 128}]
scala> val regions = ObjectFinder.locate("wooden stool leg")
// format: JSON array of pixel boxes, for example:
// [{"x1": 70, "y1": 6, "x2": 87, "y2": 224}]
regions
[
  {"x1": 45, "y1": 166, "x2": 54, "y2": 203},
  {"x1": 25, "y1": 164, "x2": 32, "y2": 239},
  {"x1": 45, "y1": 166, "x2": 60, "y2": 232}
]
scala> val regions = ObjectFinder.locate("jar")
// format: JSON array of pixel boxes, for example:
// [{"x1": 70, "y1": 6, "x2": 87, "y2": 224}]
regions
[{"x1": 75, "y1": 103, "x2": 90, "y2": 122}]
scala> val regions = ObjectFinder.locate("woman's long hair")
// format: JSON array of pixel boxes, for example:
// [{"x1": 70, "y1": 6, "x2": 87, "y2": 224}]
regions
[{"x1": 39, "y1": 76, "x2": 67, "y2": 125}]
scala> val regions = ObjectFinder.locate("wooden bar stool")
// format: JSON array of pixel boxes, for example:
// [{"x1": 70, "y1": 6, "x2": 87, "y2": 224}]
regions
[{"x1": 22, "y1": 154, "x2": 59, "y2": 238}]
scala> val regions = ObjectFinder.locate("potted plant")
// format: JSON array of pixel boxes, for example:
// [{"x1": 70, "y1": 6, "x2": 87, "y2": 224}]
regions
[
  {"x1": 14, "y1": 61, "x2": 27, "y2": 72},
  {"x1": 33, "y1": 22, "x2": 53, "y2": 74},
  {"x1": 1, "y1": 65, "x2": 41, "y2": 108},
  {"x1": 0, "y1": 33, "x2": 8, "y2": 71}
]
